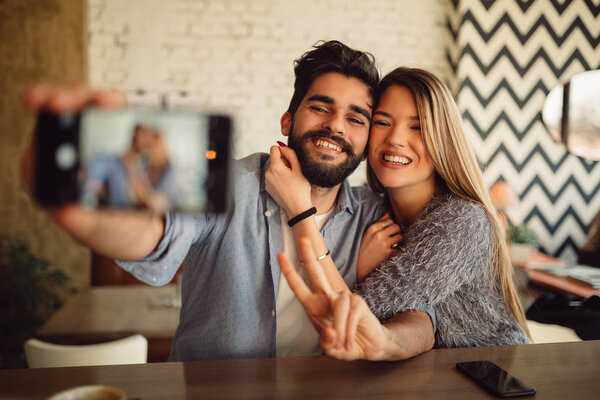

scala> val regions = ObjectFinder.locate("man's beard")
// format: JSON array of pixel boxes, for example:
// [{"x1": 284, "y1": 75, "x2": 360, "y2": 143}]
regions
[{"x1": 287, "y1": 125, "x2": 363, "y2": 188}]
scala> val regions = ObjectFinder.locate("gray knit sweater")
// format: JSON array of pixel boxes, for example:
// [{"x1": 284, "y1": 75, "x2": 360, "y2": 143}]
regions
[{"x1": 356, "y1": 193, "x2": 530, "y2": 348}]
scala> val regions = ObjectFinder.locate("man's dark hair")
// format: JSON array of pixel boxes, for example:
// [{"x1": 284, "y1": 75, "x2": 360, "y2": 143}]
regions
[{"x1": 287, "y1": 40, "x2": 379, "y2": 116}]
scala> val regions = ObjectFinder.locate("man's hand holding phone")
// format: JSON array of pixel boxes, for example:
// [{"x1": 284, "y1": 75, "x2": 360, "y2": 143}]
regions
[
  {"x1": 22, "y1": 85, "x2": 127, "y2": 195},
  {"x1": 22, "y1": 84, "x2": 232, "y2": 261},
  {"x1": 21, "y1": 85, "x2": 163, "y2": 261}
]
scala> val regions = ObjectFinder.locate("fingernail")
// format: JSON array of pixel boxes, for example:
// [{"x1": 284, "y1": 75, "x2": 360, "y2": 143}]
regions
[{"x1": 277, "y1": 141, "x2": 287, "y2": 147}]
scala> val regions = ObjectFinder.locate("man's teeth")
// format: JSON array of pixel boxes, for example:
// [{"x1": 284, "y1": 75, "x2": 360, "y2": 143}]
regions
[
  {"x1": 383, "y1": 154, "x2": 411, "y2": 165},
  {"x1": 315, "y1": 139, "x2": 342, "y2": 152}
]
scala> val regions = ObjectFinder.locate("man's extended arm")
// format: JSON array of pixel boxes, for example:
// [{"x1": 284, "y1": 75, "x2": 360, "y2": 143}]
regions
[
  {"x1": 49, "y1": 205, "x2": 165, "y2": 260},
  {"x1": 22, "y1": 85, "x2": 165, "y2": 260}
]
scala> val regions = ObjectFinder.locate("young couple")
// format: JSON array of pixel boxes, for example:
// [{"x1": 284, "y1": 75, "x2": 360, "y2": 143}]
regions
[{"x1": 23, "y1": 40, "x2": 529, "y2": 362}]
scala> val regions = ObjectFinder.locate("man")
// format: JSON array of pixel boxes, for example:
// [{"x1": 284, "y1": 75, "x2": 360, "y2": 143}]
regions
[{"x1": 23, "y1": 41, "x2": 434, "y2": 361}]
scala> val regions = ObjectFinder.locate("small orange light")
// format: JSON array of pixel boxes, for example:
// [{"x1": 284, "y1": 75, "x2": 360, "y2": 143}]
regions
[{"x1": 205, "y1": 150, "x2": 217, "y2": 160}]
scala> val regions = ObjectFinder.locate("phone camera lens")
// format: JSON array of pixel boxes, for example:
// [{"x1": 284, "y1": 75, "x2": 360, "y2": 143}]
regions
[{"x1": 55, "y1": 143, "x2": 77, "y2": 170}]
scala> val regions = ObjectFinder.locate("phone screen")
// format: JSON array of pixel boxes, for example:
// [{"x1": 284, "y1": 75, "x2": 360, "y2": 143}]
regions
[
  {"x1": 456, "y1": 361, "x2": 536, "y2": 397},
  {"x1": 34, "y1": 108, "x2": 232, "y2": 214},
  {"x1": 79, "y1": 108, "x2": 211, "y2": 213}
]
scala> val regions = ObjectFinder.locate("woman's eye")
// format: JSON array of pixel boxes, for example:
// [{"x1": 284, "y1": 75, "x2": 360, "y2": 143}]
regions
[
  {"x1": 373, "y1": 120, "x2": 390, "y2": 127},
  {"x1": 411, "y1": 125, "x2": 422, "y2": 131}
]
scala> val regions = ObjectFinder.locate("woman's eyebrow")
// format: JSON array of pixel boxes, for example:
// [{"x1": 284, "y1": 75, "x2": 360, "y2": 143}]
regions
[
  {"x1": 373, "y1": 110, "x2": 392, "y2": 118},
  {"x1": 373, "y1": 111, "x2": 420, "y2": 122}
]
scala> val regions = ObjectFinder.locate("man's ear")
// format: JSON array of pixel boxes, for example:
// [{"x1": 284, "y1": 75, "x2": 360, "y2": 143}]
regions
[{"x1": 280, "y1": 112, "x2": 292, "y2": 137}]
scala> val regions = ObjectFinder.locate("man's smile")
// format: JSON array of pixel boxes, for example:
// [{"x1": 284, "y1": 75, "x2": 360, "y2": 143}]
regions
[{"x1": 312, "y1": 137, "x2": 344, "y2": 153}]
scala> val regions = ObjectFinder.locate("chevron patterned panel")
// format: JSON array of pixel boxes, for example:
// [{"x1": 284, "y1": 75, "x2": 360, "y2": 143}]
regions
[{"x1": 448, "y1": 0, "x2": 600, "y2": 261}]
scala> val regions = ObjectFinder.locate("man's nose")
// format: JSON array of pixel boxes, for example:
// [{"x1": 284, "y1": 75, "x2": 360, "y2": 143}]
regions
[{"x1": 322, "y1": 112, "x2": 345, "y2": 135}]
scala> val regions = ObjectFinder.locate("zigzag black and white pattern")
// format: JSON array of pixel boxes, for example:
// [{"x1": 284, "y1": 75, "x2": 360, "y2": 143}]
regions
[
  {"x1": 447, "y1": 0, "x2": 600, "y2": 260},
  {"x1": 452, "y1": 0, "x2": 600, "y2": 14}
]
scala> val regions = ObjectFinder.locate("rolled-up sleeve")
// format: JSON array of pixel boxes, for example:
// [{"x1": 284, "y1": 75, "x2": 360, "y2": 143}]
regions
[{"x1": 116, "y1": 211, "x2": 197, "y2": 286}]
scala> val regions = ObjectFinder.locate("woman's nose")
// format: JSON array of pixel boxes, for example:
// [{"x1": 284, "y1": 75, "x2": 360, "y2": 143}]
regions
[{"x1": 385, "y1": 126, "x2": 408, "y2": 147}]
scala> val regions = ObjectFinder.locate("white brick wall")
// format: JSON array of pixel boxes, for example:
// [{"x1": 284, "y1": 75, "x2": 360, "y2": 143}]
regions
[{"x1": 88, "y1": 0, "x2": 451, "y2": 184}]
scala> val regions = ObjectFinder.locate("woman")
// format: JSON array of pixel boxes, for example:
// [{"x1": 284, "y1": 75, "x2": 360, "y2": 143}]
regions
[
  {"x1": 357, "y1": 67, "x2": 530, "y2": 347},
  {"x1": 267, "y1": 67, "x2": 530, "y2": 360}
]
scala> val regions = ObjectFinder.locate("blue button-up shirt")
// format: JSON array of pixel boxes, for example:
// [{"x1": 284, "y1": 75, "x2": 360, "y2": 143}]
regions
[{"x1": 118, "y1": 153, "x2": 388, "y2": 361}]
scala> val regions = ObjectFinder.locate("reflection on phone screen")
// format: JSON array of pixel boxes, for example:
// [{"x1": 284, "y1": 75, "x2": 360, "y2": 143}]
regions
[{"x1": 79, "y1": 109, "x2": 208, "y2": 214}]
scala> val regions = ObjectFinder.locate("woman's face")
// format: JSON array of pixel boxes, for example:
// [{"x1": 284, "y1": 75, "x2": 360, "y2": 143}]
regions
[{"x1": 368, "y1": 85, "x2": 435, "y2": 193}]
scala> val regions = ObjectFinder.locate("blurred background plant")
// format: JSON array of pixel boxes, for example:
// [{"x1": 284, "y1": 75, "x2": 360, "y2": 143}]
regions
[
  {"x1": 0, "y1": 234, "x2": 75, "y2": 369},
  {"x1": 507, "y1": 223, "x2": 540, "y2": 247}
]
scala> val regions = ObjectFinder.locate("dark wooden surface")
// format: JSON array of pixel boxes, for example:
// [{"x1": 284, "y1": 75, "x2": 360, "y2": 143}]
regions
[
  {"x1": 36, "y1": 285, "x2": 179, "y2": 362},
  {"x1": 2, "y1": 341, "x2": 599, "y2": 399}
]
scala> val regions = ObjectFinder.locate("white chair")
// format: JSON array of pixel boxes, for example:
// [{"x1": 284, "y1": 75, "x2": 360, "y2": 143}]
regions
[
  {"x1": 24, "y1": 334, "x2": 148, "y2": 368},
  {"x1": 526, "y1": 320, "x2": 582, "y2": 344}
]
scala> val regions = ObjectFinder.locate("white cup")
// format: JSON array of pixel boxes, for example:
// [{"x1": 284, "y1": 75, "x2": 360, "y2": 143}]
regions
[{"x1": 47, "y1": 385, "x2": 126, "y2": 400}]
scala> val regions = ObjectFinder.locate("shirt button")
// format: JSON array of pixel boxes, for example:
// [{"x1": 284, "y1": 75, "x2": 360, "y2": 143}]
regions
[
  {"x1": 152, "y1": 277, "x2": 157, "y2": 282},
  {"x1": 264, "y1": 210, "x2": 272, "y2": 217},
  {"x1": 163, "y1": 265, "x2": 168, "y2": 270},
  {"x1": 271, "y1": 309, "x2": 275, "y2": 316}
]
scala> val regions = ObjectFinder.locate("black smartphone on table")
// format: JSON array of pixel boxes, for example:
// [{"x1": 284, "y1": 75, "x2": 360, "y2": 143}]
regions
[
  {"x1": 33, "y1": 108, "x2": 232, "y2": 214},
  {"x1": 456, "y1": 361, "x2": 536, "y2": 398}
]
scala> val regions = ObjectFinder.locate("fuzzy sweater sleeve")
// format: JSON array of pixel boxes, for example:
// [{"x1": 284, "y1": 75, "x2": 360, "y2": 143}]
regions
[{"x1": 356, "y1": 195, "x2": 494, "y2": 320}]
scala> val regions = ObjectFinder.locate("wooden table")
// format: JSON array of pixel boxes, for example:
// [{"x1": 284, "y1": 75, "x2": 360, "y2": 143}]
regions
[
  {"x1": 2, "y1": 341, "x2": 599, "y2": 399},
  {"x1": 516, "y1": 251, "x2": 600, "y2": 298},
  {"x1": 37, "y1": 285, "x2": 180, "y2": 362}
]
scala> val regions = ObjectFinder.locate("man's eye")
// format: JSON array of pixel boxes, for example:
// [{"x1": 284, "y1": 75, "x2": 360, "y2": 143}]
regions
[
  {"x1": 348, "y1": 117, "x2": 365, "y2": 125},
  {"x1": 310, "y1": 106, "x2": 327, "y2": 113}
]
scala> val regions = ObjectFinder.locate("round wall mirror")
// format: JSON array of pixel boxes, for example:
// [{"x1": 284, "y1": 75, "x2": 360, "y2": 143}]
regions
[{"x1": 542, "y1": 69, "x2": 600, "y2": 160}]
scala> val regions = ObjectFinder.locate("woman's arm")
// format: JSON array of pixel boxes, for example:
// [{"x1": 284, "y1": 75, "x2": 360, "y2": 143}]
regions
[
  {"x1": 357, "y1": 213, "x2": 401, "y2": 282},
  {"x1": 278, "y1": 238, "x2": 434, "y2": 361},
  {"x1": 265, "y1": 145, "x2": 349, "y2": 293},
  {"x1": 358, "y1": 196, "x2": 493, "y2": 319},
  {"x1": 266, "y1": 145, "x2": 401, "y2": 289},
  {"x1": 376, "y1": 312, "x2": 435, "y2": 360}
]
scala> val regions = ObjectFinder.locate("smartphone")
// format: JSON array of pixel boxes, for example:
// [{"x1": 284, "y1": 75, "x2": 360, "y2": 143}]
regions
[
  {"x1": 33, "y1": 108, "x2": 232, "y2": 214},
  {"x1": 456, "y1": 361, "x2": 536, "y2": 398}
]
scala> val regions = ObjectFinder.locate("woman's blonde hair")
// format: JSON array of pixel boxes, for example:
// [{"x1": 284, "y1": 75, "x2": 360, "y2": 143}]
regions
[{"x1": 367, "y1": 67, "x2": 530, "y2": 336}]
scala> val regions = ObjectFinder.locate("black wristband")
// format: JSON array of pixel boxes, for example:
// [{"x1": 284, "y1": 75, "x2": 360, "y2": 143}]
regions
[{"x1": 288, "y1": 207, "x2": 317, "y2": 227}]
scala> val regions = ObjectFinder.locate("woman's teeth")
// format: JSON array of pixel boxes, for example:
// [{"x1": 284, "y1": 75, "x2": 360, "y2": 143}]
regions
[
  {"x1": 315, "y1": 139, "x2": 342, "y2": 152},
  {"x1": 383, "y1": 154, "x2": 411, "y2": 165}
]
